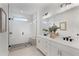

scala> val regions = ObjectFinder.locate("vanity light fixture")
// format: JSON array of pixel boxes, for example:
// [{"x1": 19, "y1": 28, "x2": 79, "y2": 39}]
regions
[
  {"x1": 60, "y1": 3, "x2": 72, "y2": 8},
  {"x1": 43, "y1": 12, "x2": 51, "y2": 19},
  {"x1": 20, "y1": 10, "x2": 23, "y2": 13}
]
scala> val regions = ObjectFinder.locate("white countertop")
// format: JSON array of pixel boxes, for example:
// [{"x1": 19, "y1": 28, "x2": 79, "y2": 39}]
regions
[{"x1": 37, "y1": 35, "x2": 79, "y2": 50}]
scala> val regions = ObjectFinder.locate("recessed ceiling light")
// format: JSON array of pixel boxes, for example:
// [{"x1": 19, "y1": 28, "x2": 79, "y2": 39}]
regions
[
  {"x1": 13, "y1": 17, "x2": 28, "y2": 21},
  {"x1": 42, "y1": 21, "x2": 48, "y2": 24},
  {"x1": 20, "y1": 10, "x2": 23, "y2": 13}
]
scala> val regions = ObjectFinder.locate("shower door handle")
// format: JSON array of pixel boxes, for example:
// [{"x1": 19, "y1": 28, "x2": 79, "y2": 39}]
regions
[{"x1": 22, "y1": 32, "x2": 24, "y2": 35}]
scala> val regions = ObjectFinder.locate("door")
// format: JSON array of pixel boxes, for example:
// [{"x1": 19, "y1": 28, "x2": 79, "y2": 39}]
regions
[
  {"x1": 36, "y1": 37, "x2": 41, "y2": 49},
  {"x1": 48, "y1": 44, "x2": 59, "y2": 56},
  {"x1": 60, "y1": 46, "x2": 79, "y2": 56},
  {"x1": 60, "y1": 50, "x2": 73, "y2": 56},
  {"x1": 36, "y1": 37, "x2": 48, "y2": 55},
  {"x1": 39, "y1": 38, "x2": 47, "y2": 55},
  {"x1": 48, "y1": 41, "x2": 59, "y2": 56}
]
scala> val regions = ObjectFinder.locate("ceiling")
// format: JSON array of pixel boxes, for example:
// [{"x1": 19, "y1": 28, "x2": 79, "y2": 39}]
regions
[{"x1": 9, "y1": 3, "x2": 61, "y2": 21}]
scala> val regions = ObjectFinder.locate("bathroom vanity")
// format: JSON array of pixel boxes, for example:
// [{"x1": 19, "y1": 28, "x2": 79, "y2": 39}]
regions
[
  {"x1": 36, "y1": 35, "x2": 79, "y2": 56},
  {"x1": 36, "y1": 3, "x2": 79, "y2": 56}
]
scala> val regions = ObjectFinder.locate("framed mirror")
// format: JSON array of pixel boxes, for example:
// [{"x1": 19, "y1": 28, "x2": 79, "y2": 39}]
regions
[
  {"x1": 0, "y1": 8, "x2": 7, "y2": 32},
  {"x1": 59, "y1": 21, "x2": 67, "y2": 31}
]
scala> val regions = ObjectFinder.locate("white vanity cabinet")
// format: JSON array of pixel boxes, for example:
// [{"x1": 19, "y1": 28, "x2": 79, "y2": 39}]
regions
[
  {"x1": 60, "y1": 46, "x2": 79, "y2": 56},
  {"x1": 48, "y1": 40, "x2": 79, "y2": 56},
  {"x1": 36, "y1": 36, "x2": 79, "y2": 56},
  {"x1": 57, "y1": 44, "x2": 74, "y2": 56},
  {"x1": 36, "y1": 36, "x2": 48, "y2": 55},
  {"x1": 47, "y1": 41, "x2": 59, "y2": 56},
  {"x1": 60, "y1": 50, "x2": 74, "y2": 56},
  {"x1": 36, "y1": 37, "x2": 42, "y2": 50},
  {"x1": 48, "y1": 41, "x2": 79, "y2": 56}
]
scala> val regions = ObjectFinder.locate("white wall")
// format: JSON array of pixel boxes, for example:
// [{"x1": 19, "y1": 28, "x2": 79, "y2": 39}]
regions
[
  {"x1": 9, "y1": 20, "x2": 33, "y2": 45},
  {"x1": 0, "y1": 4, "x2": 8, "y2": 56}
]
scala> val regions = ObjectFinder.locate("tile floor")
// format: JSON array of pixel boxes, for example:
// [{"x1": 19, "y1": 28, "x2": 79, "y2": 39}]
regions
[{"x1": 9, "y1": 46, "x2": 44, "y2": 56}]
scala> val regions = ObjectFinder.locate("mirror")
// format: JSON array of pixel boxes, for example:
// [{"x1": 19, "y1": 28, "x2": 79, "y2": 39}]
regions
[{"x1": 0, "y1": 8, "x2": 7, "y2": 32}]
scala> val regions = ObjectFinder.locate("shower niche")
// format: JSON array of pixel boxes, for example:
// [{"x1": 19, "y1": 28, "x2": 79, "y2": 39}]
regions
[{"x1": 0, "y1": 8, "x2": 7, "y2": 32}]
